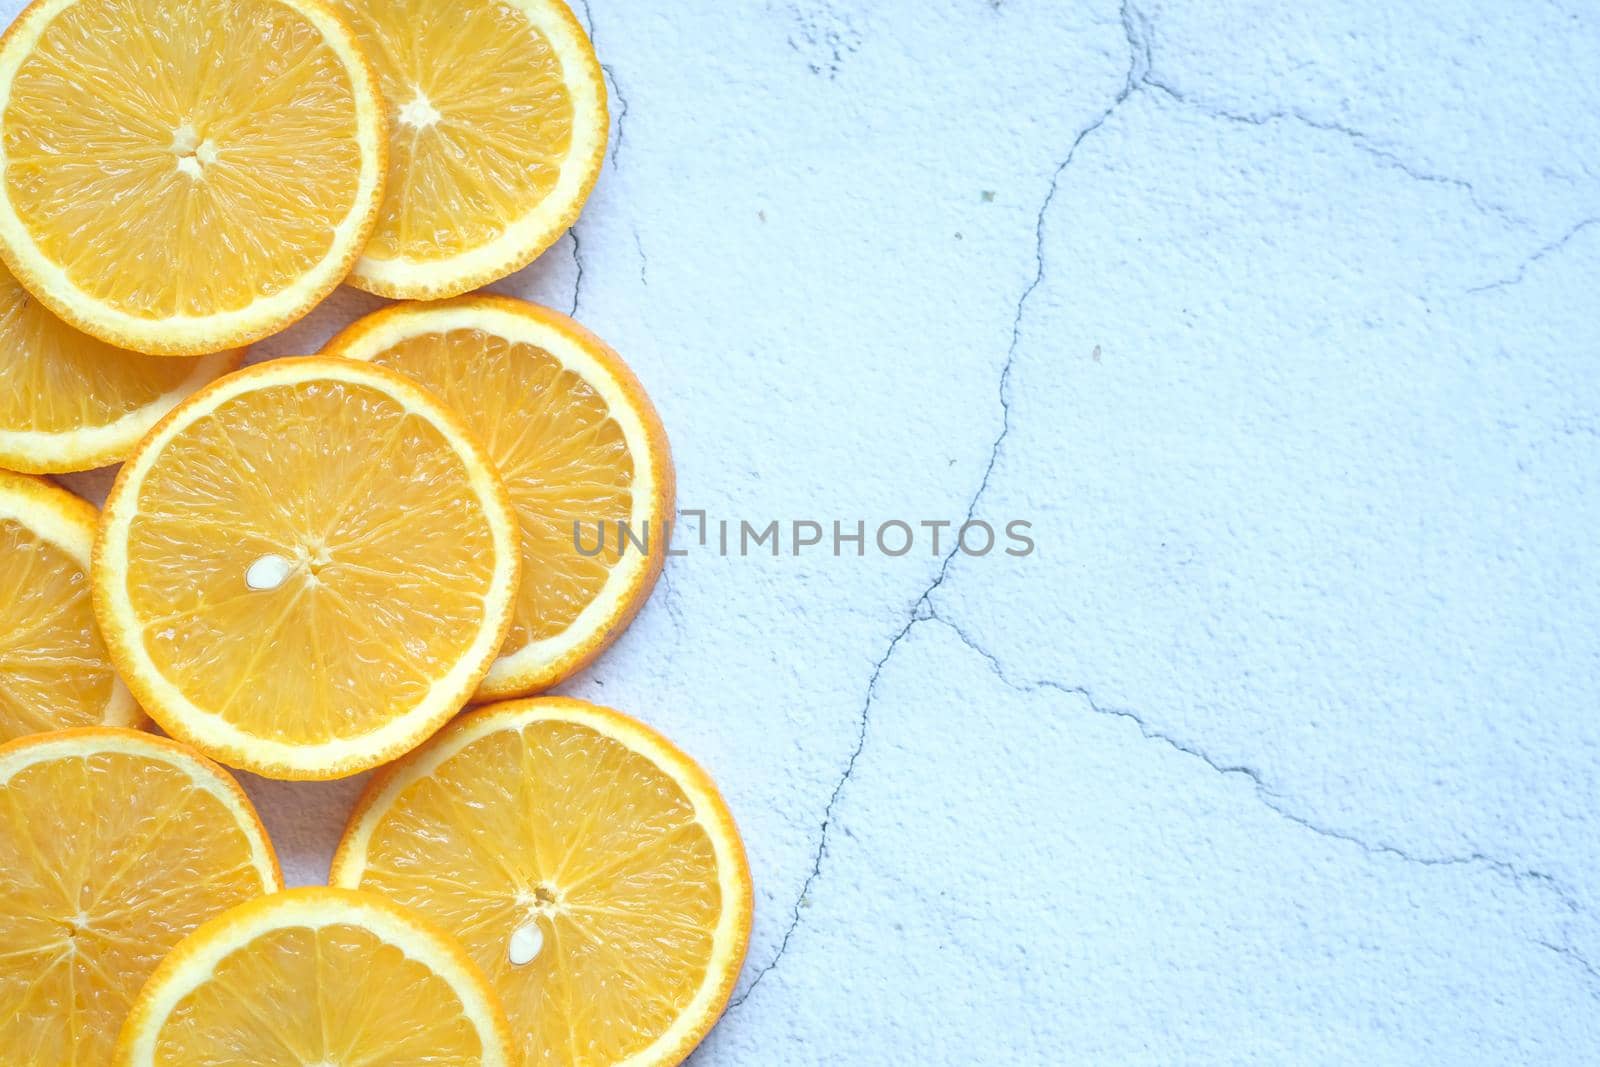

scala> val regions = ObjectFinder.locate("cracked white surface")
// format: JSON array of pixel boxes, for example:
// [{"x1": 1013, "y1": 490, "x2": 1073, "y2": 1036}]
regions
[{"x1": 25, "y1": 0, "x2": 1600, "y2": 1061}]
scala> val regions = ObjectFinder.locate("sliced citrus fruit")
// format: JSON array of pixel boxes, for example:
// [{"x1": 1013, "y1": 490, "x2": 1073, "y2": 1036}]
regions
[
  {"x1": 0, "y1": 263, "x2": 242, "y2": 472},
  {"x1": 0, "y1": 470, "x2": 137, "y2": 741},
  {"x1": 333, "y1": 697, "x2": 753, "y2": 1067},
  {"x1": 325, "y1": 297, "x2": 672, "y2": 699},
  {"x1": 0, "y1": 727, "x2": 281, "y2": 1064},
  {"x1": 0, "y1": 0, "x2": 388, "y2": 355},
  {"x1": 93, "y1": 357, "x2": 520, "y2": 780},
  {"x1": 329, "y1": 0, "x2": 607, "y2": 298},
  {"x1": 114, "y1": 887, "x2": 513, "y2": 1066}
]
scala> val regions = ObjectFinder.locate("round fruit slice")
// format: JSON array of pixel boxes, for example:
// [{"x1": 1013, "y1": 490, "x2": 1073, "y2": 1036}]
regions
[
  {"x1": 0, "y1": 728, "x2": 281, "y2": 1064},
  {"x1": 333, "y1": 697, "x2": 753, "y2": 1067},
  {"x1": 330, "y1": 0, "x2": 607, "y2": 298},
  {"x1": 0, "y1": 0, "x2": 387, "y2": 355},
  {"x1": 325, "y1": 297, "x2": 673, "y2": 700},
  {"x1": 93, "y1": 357, "x2": 520, "y2": 780},
  {"x1": 0, "y1": 263, "x2": 242, "y2": 473},
  {"x1": 0, "y1": 470, "x2": 137, "y2": 742},
  {"x1": 114, "y1": 887, "x2": 513, "y2": 1066}
]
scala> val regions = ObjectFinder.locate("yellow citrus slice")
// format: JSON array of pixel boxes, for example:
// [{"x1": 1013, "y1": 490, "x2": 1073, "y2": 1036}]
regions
[
  {"x1": 114, "y1": 887, "x2": 514, "y2": 1066},
  {"x1": 333, "y1": 697, "x2": 753, "y2": 1067},
  {"x1": 330, "y1": 0, "x2": 607, "y2": 298},
  {"x1": 0, "y1": 263, "x2": 242, "y2": 472},
  {"x1": 93, "y1": 357, "x2": 520, "y2": 780},
  {"x1": 0, "y1": 727, "x2": 281, "y2": 1064},
  {"x1": 325, "y1": 297, "x2": 672, "y2": 700},
  {"x1": 0, "y1": 0, "x2": 387, "y2": 355},
  {"x1": 0, "y1": 470, "x2": 137, "y2": 742}
]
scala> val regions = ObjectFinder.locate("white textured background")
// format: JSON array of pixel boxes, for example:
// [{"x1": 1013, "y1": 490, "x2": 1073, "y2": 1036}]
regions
[{"x1": 38, "y1": 0, "x2": 1600, "y2": 1062}]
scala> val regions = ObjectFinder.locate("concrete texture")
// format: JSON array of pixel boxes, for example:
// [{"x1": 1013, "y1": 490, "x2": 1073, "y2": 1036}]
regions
[{"x1": 37, "y1": 0, "x2": 1600, "y2": 1062}]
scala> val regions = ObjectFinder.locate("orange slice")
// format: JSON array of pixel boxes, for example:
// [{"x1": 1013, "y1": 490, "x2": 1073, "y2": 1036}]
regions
[
  {"x1": 333, "y1": 697, "x2": 753, "y2": 1067},
  {"x1": 114, "y1": 887, "x2": 513, "y2": 1066},
  {"x1": 325, "y1": 296, "x2": 672, "y2": 699},
  {"x1": 329, "y1": 0, "x2": 608, "y2": 298},
  {"x1": 92, "y1": 357, "x2": 520, "y2": 780},
  {"x1": 0, "y1": 470, "x2": 137, "y2": 742},
  {"x1": 0, "y1": 0, "x2": 388, "y2": 354},
  {"x1": 0, "y1": 728, "x2": 281, "y2": 1064},
  {"x1": 0, "y1": 263, "x2": 241, "y2": 473}
]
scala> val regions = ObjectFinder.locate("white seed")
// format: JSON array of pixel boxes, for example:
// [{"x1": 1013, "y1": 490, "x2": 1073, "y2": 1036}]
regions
[
  {"x1": 508, "y1": 921, "x2": 543, "y2": 966},
  {"x1": 245, "y1": 554, "x2": 294, "y2": 591}
]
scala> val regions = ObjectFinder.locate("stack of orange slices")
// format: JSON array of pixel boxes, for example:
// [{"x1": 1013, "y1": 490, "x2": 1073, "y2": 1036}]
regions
[{"x1": 0, "y1": 0, "x2": 752, "y2": 1063}]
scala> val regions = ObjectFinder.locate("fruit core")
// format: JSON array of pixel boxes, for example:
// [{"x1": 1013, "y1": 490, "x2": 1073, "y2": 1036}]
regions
[
  {"x1": 170, "y1": 124, "x2": 218, "y2": 179},
  {"x1": 398, "y1": 93, "x2": 442, "y2": 130},
  {"x1": 506, "y1": 884, "x2": 561, "y2": 965}
]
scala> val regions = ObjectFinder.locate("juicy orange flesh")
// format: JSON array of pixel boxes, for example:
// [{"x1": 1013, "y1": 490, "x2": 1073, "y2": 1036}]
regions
[
  {"x1": 152, "y1": 922, "x2": 487, "y2": 1065},
  {"x1": 3, "y1": 0, "x2": 363, "y2": 318},
  {"x1": 354, "y1": 721, "x2": 723, "y2": 1067},
  {"x1": 124, "y1": 379, "x2": 499, "y2": 744},
  {"x1": 0, "y1": 264, "x2": 209, "y2": 435},
  {"x1": 366, "y1": 328, "x2": 634, "y2": 647},
  {"x1": 329, "y1": 0, "x2": 574, "y2": 262},
  {"x1": 0, "y1": 749, "x2": 267, "y2": 1064},
  {"x1": 0, "y1": 518, "x2": 117, "y2": 741}
]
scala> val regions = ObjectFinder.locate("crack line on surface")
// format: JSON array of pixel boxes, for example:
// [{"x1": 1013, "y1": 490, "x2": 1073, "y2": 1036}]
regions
[
  {"x1": 604, "y1": 64, "x2": 629, "y2": 167},
  {"x1": 1538, "y1": 941, "x2": 1600, "y2": 1000},
  {"x1": 727, "y1": 1, "x2": 1598, "y2": 1014},
  {"x1": 573, "y1": 0, "x2": 628, "y2": 168},
  {"x1": 654, "y1": 560, "x2": 687, "y2": 639},
  {"x1": 1467, "y1": 217, "x2": 1600, "y2": 293},
  {"x1": 727, "y1": 613, "x2": 919, "y2": 1010},
  {"x1": 934, "y1": 613, "x2": 1600, "y2": 997},
  {"x1": 936, "y1": 615, "x2": 1570, "y2": 895},
  {"x1": 921, "y1": 0, "x2": 1147, "y2": 600},
  {"x1": 727, "y1": 0, "x2": 1150, "y2": 1014},
  {"x1": 1144, "y1": 79, "x2": 1530, "y2": 230},
  {"x1": 568, "y1": 228, "x2": 585, "y2": 317},
  {"x1": 1117, "y1": 6, "x2": 1529, "y2": 231}
]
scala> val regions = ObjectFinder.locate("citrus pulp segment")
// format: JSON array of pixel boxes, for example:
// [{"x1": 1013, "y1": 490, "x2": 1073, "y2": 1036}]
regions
[
  {"x1": 0, "y1": 263, "x2": 242, "y2": 472},
  {"x1": 332, "y1": 697, "x2": 753, "y2": 1067},
  {"x1": 0, "y1": 727, "x2": 281, "y2": 1064},
  {"x1": 0, "y1": 0, "x2": 388, "y2": 354},
  {"x1": 113, "y1": 887, "x2": 514, "y2": 1066},
  {"x1": 328, "y1": 0, "x2": 608, "y2": 298},
  {"x1": 0, "y1": 469, "x2": 137, "y2": 741},
  {"x1": 93, "y1": 357, "x2": 521, "y2": 779},
  {"x1": 324, "y1": 296, "x2": 673, "y2": 699}
]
